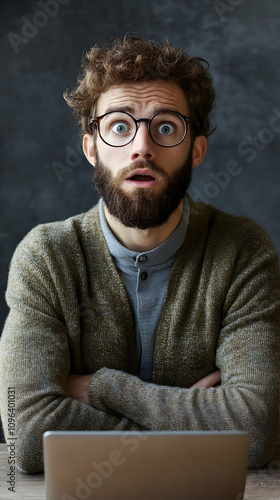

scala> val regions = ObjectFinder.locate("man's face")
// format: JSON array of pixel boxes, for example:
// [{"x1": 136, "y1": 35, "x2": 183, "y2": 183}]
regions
[{"x1": 84, "y1": 81, "x2": 202, "y2": 230}]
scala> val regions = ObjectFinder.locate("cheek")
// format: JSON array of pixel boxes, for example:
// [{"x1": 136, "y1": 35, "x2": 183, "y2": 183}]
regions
[
  {"x1": 176, "y1": 143, "x2": 191, "y2": 165},
  {"x1": 98, "y1": 141, "x2": 130, "y2": 166},
  {"x1": 164, "y1": 148, "x2": 188, "y2": 170}
]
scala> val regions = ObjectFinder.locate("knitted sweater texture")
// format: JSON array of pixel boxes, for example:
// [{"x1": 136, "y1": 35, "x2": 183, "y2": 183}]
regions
[{"x1": 0, "y1": 197, "x2": 280, "y2": 473}]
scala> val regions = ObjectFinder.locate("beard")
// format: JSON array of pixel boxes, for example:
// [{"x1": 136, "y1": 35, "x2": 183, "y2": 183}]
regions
[{"x1": 93, "y1": 147, "x2": 193, "y2": 230}]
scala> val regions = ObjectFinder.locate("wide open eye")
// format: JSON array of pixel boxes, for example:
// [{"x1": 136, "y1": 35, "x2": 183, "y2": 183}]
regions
[
  {"x1": 99, "y1": 112, "x2": 135, "y2": 146},
  {"x1": 157, "y1": 123, "x2": 175, "y2": 135},
  {"x1": 151, "y1": 112, "x2": 186, "y2": 146},
  {"x1": 111, "y1": 122, "x2": 130, "y2": 134}
]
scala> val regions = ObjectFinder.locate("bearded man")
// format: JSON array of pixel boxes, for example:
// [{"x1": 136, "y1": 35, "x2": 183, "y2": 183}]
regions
[{"x1": 0, "y1": 35, "x2": 279, "y2": 473}]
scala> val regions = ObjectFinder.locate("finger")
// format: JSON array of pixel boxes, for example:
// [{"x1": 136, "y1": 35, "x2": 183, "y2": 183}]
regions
[{"x1": 190, "y1": 370, "x2": 221, "y2": 389}]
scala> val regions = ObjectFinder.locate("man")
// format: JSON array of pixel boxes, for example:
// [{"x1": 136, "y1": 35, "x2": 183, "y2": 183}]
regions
[{"x1": 0, "y1": 35, "x2": 279, "y2": 474}]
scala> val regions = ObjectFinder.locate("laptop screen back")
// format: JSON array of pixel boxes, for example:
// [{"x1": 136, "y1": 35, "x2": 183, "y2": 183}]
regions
[{"x1": 43, "y1": 430, "x2": 249, "y2": 500}]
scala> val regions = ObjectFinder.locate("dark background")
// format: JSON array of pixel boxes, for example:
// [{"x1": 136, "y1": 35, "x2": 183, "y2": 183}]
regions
[{"x1": 0, "y1": 0, "x2": 279, "y2": 443}]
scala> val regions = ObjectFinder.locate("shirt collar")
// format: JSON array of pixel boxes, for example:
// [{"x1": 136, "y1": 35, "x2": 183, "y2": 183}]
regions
[{"x1": 99, "y1": 195, "x2": 189, "y2": 269}]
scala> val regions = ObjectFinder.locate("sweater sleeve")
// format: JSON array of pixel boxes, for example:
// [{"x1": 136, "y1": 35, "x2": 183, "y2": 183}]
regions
[
  {"x1": 88, "y1": 222, "x2": 280, "y2": 468},
  {"x1": 0, "y1": 229, "x2": 142, "y2": 474}
]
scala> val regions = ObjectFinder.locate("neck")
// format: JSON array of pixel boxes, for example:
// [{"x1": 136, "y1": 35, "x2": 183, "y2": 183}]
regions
[{"x1": 104, "y1": 199, "x2": 184, "y2": 252}]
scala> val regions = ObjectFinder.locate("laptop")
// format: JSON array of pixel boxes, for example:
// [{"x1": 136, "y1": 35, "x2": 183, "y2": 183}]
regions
[{"x1": 43, "y1": 430, "x2": 249, "y2": 500}]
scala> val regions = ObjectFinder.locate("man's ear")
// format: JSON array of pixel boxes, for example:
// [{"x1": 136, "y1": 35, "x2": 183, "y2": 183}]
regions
[
  {"x1": 192, "y1": 135, "x2": 207, "y2": 169},
  {"x1": 82, "y1": 134, "x2": 96, "y2": 166}
]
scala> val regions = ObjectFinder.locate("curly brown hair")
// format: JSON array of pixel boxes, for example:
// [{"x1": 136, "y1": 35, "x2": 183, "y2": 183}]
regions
[{"x1": 64, "y1": 35, "x2": 216, "y2": 139}]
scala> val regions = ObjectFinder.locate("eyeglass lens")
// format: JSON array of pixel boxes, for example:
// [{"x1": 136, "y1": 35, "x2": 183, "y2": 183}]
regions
[{"x1": 98, "y1": 111, "x2": 187, "y2": 147}]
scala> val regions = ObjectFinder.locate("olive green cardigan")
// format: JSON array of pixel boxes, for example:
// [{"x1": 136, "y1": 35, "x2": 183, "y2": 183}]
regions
[{"x1": 0, "y1": 197, "x2": 280, "y2": 473}]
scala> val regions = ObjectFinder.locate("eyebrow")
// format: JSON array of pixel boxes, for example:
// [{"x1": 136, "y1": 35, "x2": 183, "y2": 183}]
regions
[
  {"x1": 103, "y1": 105, "x2": 134, "y2": 115},
  {"x1": 101, "y1": 105, "x2": 183, "y2": 116}
]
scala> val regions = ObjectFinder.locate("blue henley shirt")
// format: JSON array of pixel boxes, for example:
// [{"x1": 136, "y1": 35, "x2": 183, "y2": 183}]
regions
[{"x1": 99, "y1": 195, "x2": 190, "y2": 381}]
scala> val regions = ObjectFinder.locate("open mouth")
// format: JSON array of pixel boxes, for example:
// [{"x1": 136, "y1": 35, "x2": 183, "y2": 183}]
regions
[
  {"x1": 126, "y1": 174, "x2": 158, "y2": 187},
  {"x1": 125, "y1": 169, "x2": 159, "y2": 186},
  {"x1": 129, "y1": 174, "x2": 156, "y2": 182}
]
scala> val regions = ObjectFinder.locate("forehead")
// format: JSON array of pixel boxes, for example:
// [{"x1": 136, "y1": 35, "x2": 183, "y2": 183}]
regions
[{"x1": 96, "y1": 80, "x2": 189, "y2": 116}]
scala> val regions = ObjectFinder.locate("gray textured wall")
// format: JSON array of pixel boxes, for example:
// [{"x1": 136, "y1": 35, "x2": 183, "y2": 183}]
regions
[{"x1": 0, "y1": 0, "x2": 280, "y2": 442}]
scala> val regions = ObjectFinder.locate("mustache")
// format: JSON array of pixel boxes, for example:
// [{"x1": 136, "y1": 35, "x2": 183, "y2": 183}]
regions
[{"x1": 117, "y1": 160, "x2": 169, "y2": 182}]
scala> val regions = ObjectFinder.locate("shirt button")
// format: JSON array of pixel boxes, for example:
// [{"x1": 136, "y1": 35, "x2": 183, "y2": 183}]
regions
[
  {"x1": 139, "y1": 255, "x2": 148, "y2": 262},
  {"x1": 141, "y1": 271, "x2": 148, "y2": 280}
]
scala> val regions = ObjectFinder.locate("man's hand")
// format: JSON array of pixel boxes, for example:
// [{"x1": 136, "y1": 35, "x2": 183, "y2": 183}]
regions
[
  {"x1": 190, "y1": 370, "x2": 221, "y2": 389},
  {"x1": 66, "y1": 374, "x2": 92, "y2": 404}
]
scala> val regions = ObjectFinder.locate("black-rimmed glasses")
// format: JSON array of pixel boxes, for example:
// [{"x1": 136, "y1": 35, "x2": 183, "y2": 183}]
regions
[{"x1": 89, "y1": 110, "x2": 195, "y2": 148}]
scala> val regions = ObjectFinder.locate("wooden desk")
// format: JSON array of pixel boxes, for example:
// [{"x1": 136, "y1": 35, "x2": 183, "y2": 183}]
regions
[{"x1": 0, "y1": 441, "x2": 280, "y2": 499}]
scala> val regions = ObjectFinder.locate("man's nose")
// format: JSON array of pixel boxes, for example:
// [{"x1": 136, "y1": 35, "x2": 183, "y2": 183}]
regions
[{"x1": 129, "y1": 122, "x2": 156, "y2": 161}]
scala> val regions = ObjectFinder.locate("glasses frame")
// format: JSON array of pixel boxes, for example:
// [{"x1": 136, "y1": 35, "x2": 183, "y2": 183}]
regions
[{"x1": 89, "y1": 110, "x2": 195, "y2": 148}]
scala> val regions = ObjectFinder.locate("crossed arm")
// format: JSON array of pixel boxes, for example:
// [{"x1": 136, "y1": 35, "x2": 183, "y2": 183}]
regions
[{"x1": 66, "y1": 370, "x2": 222, "y2": 404}]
